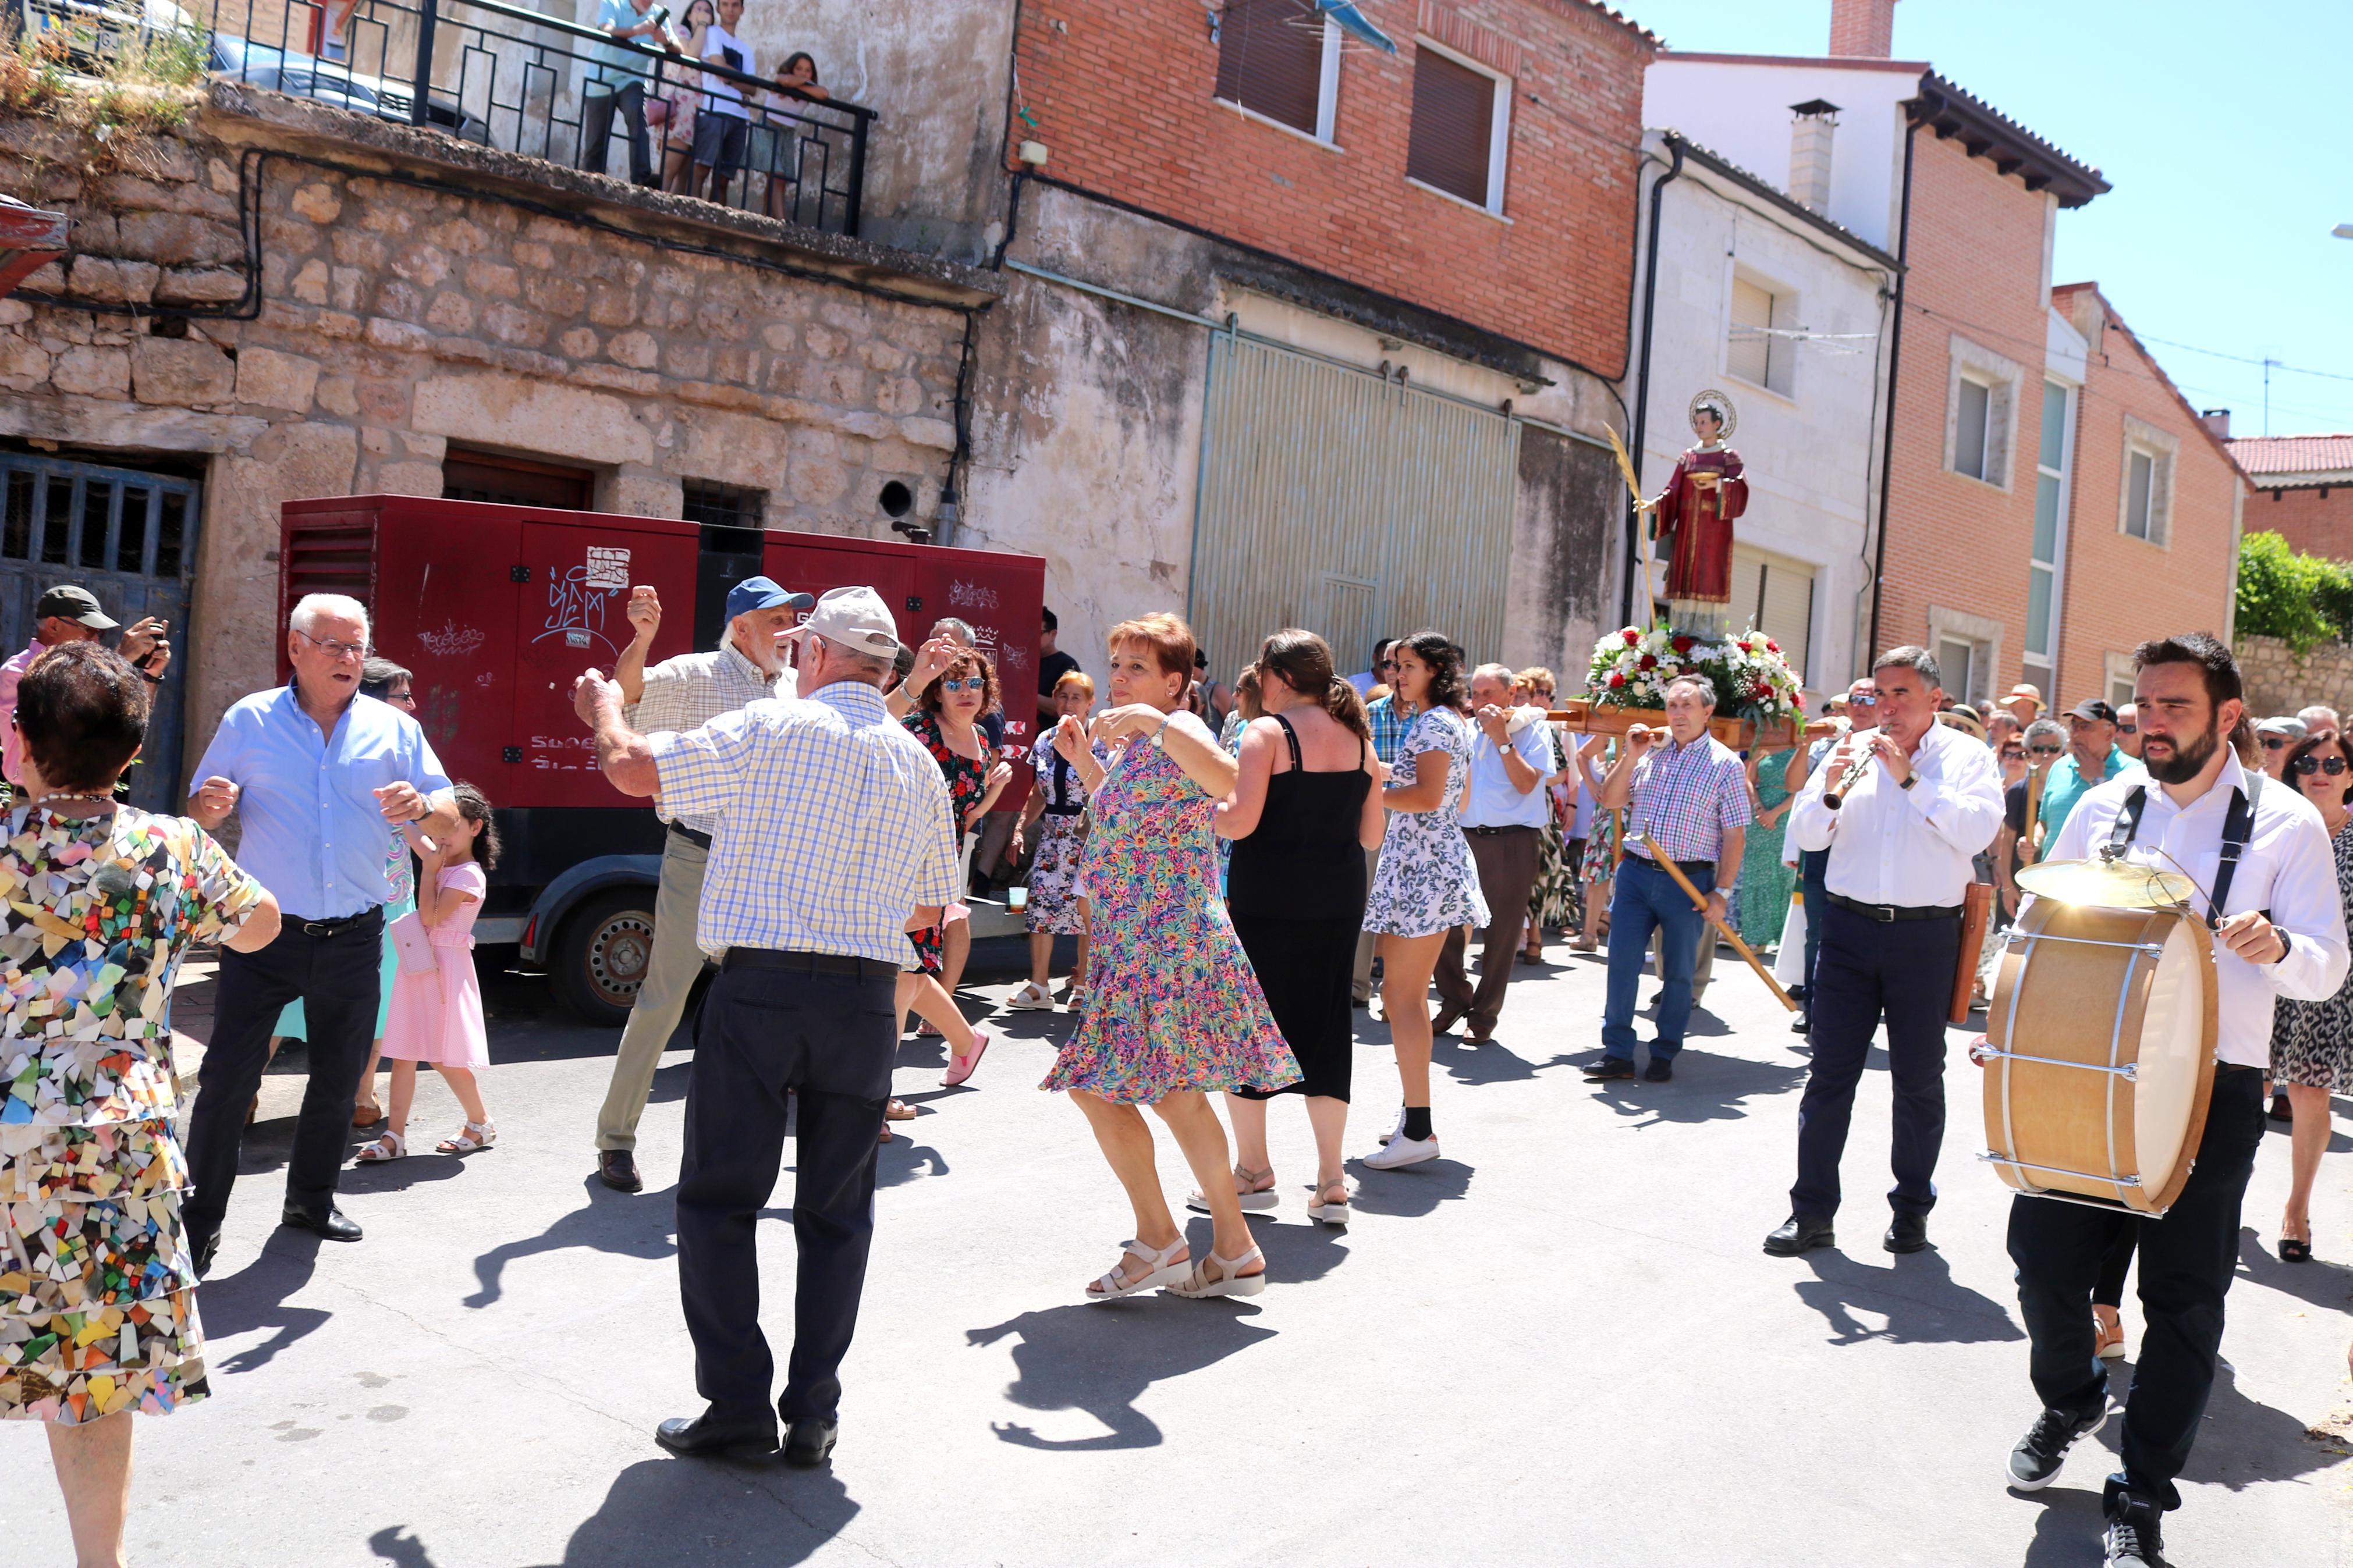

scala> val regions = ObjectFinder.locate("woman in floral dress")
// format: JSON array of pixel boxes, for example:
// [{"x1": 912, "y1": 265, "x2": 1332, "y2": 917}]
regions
[
  {"x1": 1, "y1": 644, "x2": 279, "y2": 1566},
  {"x1": 1517, "y1": 667, "x2": 1579, "y2": 954},
  {"x1": 1006, "y1": 669, "x2": 1106, "y2": 1012},
  {"x1": 1737, "y1": 742, "x2": 1808, "y2": 949},
  {"x1": 1573, "y1": 734, "x2": 1619, "y2": 952},
  {"x1": 1358, "y1": 631, "x2": 1486, "y2": 1171},
  {"x1": 1042, "y1": 613, "x2": 1298, "y2": 1302}
]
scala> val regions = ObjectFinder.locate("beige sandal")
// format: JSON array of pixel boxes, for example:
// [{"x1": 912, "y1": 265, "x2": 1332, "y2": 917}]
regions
[
  {"x1": 1165, "y1": 1245, "x2": 1266, "y2": 1299},
  {"x1": 436, "y1": 1121, "x2": 496, "y2": 1155},
  {"x1": 355, "y1": 1132, "x2": 404, "y2": 1164}
]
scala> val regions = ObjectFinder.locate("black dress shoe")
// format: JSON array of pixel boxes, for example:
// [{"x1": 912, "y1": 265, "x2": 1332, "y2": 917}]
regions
[
  {"x1": 1790, "y1": 1009, "x2": 1811, "y2": 1034},
  {"x1": 1583, "y1": 1055, "x2": 1635, "y2": 1082},
  {"x1": 1643, "y1": 1058, "x2": 1673, "y2": 1083},
  {"x1": 187, "y1": 1229, "x2": 219, "y2": 1280},
  {"x1": 1884, "y1": 1214, "x2": 1932, "y2": 1253},
  {"x1": 655, "y1": 1414, "x2": 778, "y2": 1460},
  {"x1": 281, "y1": 1204, "x2": 363, "y2": 1242},
  {"x1": 1763, "y1": 1213, "x2": 1835, "y2": 1256},
  {"x1": 782, "y1": 1416, "x2": 837, "y2": 1467},
  {"x1": 599, "y1": 1150, "x2": 644, "y2": 1193}
]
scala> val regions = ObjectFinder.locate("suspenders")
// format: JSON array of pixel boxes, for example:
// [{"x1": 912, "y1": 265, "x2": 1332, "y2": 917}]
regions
[{"x1": 2105, "y1": 774, "x2": 2262, "y2": 930}]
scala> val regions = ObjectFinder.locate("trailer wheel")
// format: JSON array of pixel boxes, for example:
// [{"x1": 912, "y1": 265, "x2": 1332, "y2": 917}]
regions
[{"x1": 553, "y1": 888, "x2": 658, "y2": 1027}]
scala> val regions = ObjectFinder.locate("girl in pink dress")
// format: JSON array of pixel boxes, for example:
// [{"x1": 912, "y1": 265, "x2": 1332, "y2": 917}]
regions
[{"x1": 356, "y1": 784, "x2": 499, "y2": 1161}]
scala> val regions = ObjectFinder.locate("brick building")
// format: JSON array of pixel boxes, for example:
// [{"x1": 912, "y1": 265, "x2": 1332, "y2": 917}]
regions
[
  {"x1": 2227, "y1": 434, "x2": 2353, "y2": 563},
  {"x1": 2047, "y1": 285, "x2": 2248, "y2": 705},
  {"x1": 1642, "y1": 1, "x2": 2238, "y2": 707}
]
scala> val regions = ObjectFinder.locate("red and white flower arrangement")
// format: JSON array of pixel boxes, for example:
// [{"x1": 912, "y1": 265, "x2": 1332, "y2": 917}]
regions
[{"x1": 1585, "y1": 625, "x2": 1802, "y2": 721}]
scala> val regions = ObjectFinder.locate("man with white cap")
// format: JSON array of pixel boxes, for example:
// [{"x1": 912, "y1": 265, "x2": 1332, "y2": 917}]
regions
[
  {"x1": 2255, "y1": 714, "x2": 2308, "y2": 780},
  {"x1": 573, "y1": 584, "x2": 959, "y2": 1469},
  {"x1": 591, "y1": 573, "x2": 813, "y2": 1193}
]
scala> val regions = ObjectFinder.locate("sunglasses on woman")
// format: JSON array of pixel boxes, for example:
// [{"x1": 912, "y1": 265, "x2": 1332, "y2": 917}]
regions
[
  {"x1": 2028, "y1": 743, "x2": 2063, "y2": 757},
  {"x1": 2293, "y1": 753, "x2": 2348, "y2": 777},
  {"x1": 2263, "y1": 737, "x2": 2291, "y2": 751},
  {"x1": 2000, "y1": 746, "x2": 2025, "y2": 760},
  {"x1": 939, "y1": 677, "x2": 984, "y2": 693}
]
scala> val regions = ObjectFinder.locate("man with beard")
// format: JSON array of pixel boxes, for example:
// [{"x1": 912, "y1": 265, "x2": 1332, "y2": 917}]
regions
[
  {"x1": 2000, "y1": 634, "x2": 2347, "y2": 1568},
  {"x1": 592, "y1": 575, "x2": 812, "y2": 1193}
]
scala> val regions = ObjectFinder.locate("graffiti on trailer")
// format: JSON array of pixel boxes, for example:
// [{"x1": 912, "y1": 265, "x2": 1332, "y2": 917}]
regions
[
  {"x1": 534, "y1": 565, "x2": 621, "y2": 657},
  {"x1": 949, "y1": 579, "x2": 1000, "y2": 613}
]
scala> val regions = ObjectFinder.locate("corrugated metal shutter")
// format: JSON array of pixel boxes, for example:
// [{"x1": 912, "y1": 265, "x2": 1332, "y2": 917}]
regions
[
  {"x1": 1407, "y1": 48, "x2": 1492, "y2": 205},
  {"x1": 1215, "y1": 0, "x2": 1323, "y2": 135},
  {"x1": 1188, "y1": 330, "x2": 1522, "y2": 687}
]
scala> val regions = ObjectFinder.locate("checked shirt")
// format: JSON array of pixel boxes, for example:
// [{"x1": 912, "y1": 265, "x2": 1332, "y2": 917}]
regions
[
  {"x1": 1625, "y1": 731, "x2": 1751, "y2": 865},
  {"x1": 627, "y1": 641, "x2": 793, "y2": 835}
]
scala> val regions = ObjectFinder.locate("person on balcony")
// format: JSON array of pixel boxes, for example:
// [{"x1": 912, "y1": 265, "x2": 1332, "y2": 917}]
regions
[{"x1": 582, "y1": 0, "x2": 683, "y2": 189}]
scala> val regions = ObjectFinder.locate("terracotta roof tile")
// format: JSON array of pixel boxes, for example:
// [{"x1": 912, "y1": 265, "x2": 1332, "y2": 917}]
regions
[{"x1": 2227, "y1": 435, "x2": 2353, "y2": 481}]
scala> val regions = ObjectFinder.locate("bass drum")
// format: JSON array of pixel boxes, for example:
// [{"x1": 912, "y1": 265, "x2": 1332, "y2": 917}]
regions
[{"x1": 1983, "y1": 899, "x2": 2218, "y2": 1215}]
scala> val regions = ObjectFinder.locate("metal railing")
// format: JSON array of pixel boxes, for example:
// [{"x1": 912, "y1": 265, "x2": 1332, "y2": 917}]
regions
[{"x1": 16, "y1": 0, "x2": 875, "y2": 236}]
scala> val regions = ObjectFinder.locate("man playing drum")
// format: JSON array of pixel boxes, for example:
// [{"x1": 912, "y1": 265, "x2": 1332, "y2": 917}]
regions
[{"x1": 2002, "y1": 634, "x2": 2347, "y2": 1568}]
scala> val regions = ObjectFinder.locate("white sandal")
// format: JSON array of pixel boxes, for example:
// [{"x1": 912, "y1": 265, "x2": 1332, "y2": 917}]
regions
[
  {"x1": 1084, "y1": 1237, "x2": 1188, "y2": 1302},
  {"x1": 1166, "y1": 1245, "x2": 1266, "y2": 1299},
  {"x1": 1006, "y1": 981, "x2": 1053, "y2": 1011},
  {"x1": 1307, "y1": 1181, "x2": 1351, "y2": 1227},
  {"x1": 354, "y1": 1132, "x2": 404, "y2": 1164},
  {"x1": 436, "y1": 1121, "x2": 496, "y2": 1155},
  {"x1": 1185, "y1": 1164, "x2": 1277, "y2": 1214}
]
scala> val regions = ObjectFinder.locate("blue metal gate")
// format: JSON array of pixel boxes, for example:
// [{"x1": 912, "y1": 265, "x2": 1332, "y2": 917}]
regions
[{"x1": 0, "y1": 453, "x2": 202, "y2": 811}]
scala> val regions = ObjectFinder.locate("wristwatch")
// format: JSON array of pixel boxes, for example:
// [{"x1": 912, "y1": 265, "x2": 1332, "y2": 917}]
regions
[{"x1": 1898, "y1": 773, "x2": 1918, "y2": 790}]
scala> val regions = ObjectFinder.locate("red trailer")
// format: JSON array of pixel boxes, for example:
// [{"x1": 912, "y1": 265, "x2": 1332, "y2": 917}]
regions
[{"x1": 279, "y1": 495, "x2": 1045, "y2": 1021}]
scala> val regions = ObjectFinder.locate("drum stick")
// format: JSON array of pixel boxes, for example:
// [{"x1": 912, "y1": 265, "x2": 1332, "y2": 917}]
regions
[
  {"x1": 1948, "y1": 881, "x2": 1992, "y2": 1025},
  {"x1": 1631, "y1": 832, "x2": 1798, "y2": 1012}
]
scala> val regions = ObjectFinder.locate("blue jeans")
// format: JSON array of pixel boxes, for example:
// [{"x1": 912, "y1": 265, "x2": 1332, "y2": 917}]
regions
[{"x1": 1602, "y1": 855, "x2": 1713, "y2": 1061}]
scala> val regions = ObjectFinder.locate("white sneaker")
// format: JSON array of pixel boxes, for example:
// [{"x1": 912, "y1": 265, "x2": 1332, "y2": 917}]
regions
[
  {"x1": 1006, "y1": 981, "x2": 1053, "y2": 1011},
  {"x1": 1362, "y1": 1133, "x2": 1439, "y2": 1169},
  {"x1": 1378, "y1": 1106, "x2": 1405, "y2": 1145}
]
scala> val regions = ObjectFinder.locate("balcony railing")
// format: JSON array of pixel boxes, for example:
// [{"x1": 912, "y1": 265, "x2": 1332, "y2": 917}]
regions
[{"x1": 16, "y1": 0, "x2": 876, "y2": 236}]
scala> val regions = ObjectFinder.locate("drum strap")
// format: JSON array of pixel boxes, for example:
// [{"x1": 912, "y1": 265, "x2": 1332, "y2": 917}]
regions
[{"x1": 2107, "y1": 776, "x2": 2263, "y2": 930}]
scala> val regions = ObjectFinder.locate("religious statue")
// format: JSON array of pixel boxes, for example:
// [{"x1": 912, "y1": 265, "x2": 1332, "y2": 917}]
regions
[{"x1": 1642, "y1": 390, "x2": 1748, "y2": 639}]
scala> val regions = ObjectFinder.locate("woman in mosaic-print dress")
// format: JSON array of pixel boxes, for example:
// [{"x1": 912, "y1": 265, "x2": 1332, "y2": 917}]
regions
[
  {"x1": 1042, "y1": 613, "x2": 1298, "y2": 1303},
  {"x1": 1, "y1": 643, "x2": 278, "y2": 1566},
  {"x1": 1358, "y1": 632, "x2": 1487, "y2": 1171}
]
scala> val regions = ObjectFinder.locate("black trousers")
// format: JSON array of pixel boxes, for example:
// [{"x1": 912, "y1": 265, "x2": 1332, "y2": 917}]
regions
[
  {"x1": 1435, "y1": 825, "x2": 1541, "y2": 1033},
  {"x1": 182, "y1": 911, "x2": 385, "y2": 1242},
  {"x1": 2007, "y1": 1068, "x2": 2265, "y2": 1510},
  {"x1": 677, "y1": 959, "x2": 896, "y2": 1430},
  {"x1": 1790, "y1": 901, "x2": 1960, "y2": 1221},
  {"x1": 1798, "y1": 849, "x2": 1828, "y2": 993},
  {"x1": 581, "y1": 82, "x2": 655, "y2": 186}
]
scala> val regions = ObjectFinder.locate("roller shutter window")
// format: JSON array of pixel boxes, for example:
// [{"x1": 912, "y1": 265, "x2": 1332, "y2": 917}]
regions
[
  {"x1": 1216, "y1": 0, "x2": 1325, "y2": 136},
  {"x1": 1407, "y1": 47, "x2": 1495, "y2": 207}
]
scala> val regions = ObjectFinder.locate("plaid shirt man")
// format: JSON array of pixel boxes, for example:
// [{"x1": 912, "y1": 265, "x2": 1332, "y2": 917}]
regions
[
  {"x1": 1626, "y1": 731, "x2": 1752, "y2": 864},
  {"x1": 627, "y1": 641, "x2": 794, "y2": 834},
  {"x1": 1366, "y1": 694, "x2": 1420, "y2": 766},
  {"x1": 650, "y1": 681, "x2": 960, "y2": 965}
]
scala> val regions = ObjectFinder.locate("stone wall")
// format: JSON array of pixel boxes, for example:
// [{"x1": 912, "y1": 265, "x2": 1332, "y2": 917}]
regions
[
  {"x1": 0, "y1": 86, "x2": 997, "y2": 773},
  {"x1": 2237, "y1": 634, "x2": 2353, "y2": 720}
]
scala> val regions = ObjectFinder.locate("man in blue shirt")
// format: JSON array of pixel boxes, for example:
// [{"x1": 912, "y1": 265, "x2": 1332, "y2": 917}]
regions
[
  {"x1": 2039, "y1": 697, "x2": 2130, "y2": 842},
  {"x1": 181, "y1": 594, "x2": 455, "y2": 1273},
  {"x1": 581, "y1": 0, "x2": 677, "y2": 188}
]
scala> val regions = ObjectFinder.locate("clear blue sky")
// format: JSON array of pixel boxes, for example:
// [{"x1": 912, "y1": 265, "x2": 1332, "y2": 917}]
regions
[{"x1": 1617, "y1": 0, "x2": 2353, "y2": 437}]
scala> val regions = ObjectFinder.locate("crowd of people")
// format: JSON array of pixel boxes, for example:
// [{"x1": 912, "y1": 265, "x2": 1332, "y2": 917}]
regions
[{"x1": 1, "y1": 570, "x2": 2346, "y2": 1568}]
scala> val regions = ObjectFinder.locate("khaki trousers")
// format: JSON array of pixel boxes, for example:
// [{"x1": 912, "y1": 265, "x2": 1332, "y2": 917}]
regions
[
  {"x1": 1351, "y1": 847, "x2": 1381, "y2": 1001},
  {"x1": 1653, "y1": 922, "x2": 1716, "y2": 1001},
  {"x1": 595, "y1": 833, "x2": 711, "y2": 1152}
]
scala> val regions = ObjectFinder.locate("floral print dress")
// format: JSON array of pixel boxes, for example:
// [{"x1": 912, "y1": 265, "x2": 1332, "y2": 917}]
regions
[
  {"x1": 902, "y1": 709, "x2": 987, "y2": 975},
  {"x1": 1025, "y1": 730, "x2": 1106, "y2": 937},
  {"x1": 1041, "y1": 738, "x2": 1298, "y2": 1105},
  {"x1": 2271, "y1": 821, "x2": 2353, "y2": 1091},
  {"x1": 0, "y1": 805, "x2": 264, "y2": 1424},
  {"x1": 1361, "y1": 708, "x2": 1490, "y2": 938}
]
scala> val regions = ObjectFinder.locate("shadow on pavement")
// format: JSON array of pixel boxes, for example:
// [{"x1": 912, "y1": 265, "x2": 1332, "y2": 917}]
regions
[
  {"x1": 469, "y1": 1176, "x2": 679, "y2": 1307},
  {"x1": 966, "y1": 1299, "x2": 1275, "y2": 1449},
  {"x1": 2014, "y1": 1486, "x2": 2107, "y2": 1568},
  {"x1": 1343, "y1": 1157, "x2": 1472, "y2": 1219},
  {"x1": 202, "y1": 1229, "x2": 331, "y2": 1375},
  {"x1": 1788, "y1": 1248, "x2": 2027, "y2": 1346},
  {"x1": 2235, "y1": 1227, "x2": 2353, "y2": 1310},
  {"x1": 509, "y1": 1457, "x2": 859, "y2": 1565},
  {"x1": 368, "y1": 1525, "x2": 445, "y2": 1567},
  {"x1": 2177, "y1": 1355, "x2": 2346, "y2": 1491},
  {"x1": 1567, "y1": 1049, "x2": 1807, "y2": 1128},
  {"x1": 1247, "y1": 1215, "x2": 1351, "y2": 1286}
]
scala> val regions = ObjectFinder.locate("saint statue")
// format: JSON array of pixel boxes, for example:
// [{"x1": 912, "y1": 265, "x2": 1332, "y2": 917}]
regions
[{"x1": 1642, "y1": 390, "x2": 1748, "y2": 638}]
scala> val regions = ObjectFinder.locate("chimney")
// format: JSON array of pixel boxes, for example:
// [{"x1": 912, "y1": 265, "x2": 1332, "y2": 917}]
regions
[
  {"x1": 1830, "y1": 0, "x2": 1898, "y2": 58},
  {"x1": 1790, "y1": 101, "x2": 1840, "y2": 215},
  {"x1": 2200, "y1": 408, "x2": 2231, "y2": 441}
]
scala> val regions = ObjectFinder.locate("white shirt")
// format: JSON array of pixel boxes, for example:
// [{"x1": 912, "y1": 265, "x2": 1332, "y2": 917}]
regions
[
  {"x1": 1461, "y1": 716, "x2": 1553, "y2": 830},
  {"x1": 701, "y1": 24, "x2": 750, "y2": 117},
  {"x1": 2046, "y1": 750, "x2": 2351, "y2": 1068},
  {"x1": 649, "y1": 681, "x2": 960, "y2": 965},
  {"x1": 1788, "y1": 719, "x2": 2004, "y2": 908},
  {"x1": 625, "y1": 640, "x2": 793, "y2": 834}
]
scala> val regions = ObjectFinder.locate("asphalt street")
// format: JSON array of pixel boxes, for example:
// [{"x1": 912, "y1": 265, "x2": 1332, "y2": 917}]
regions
[{"x1": 3, "y1": 936, "x2": 2347, "y2": 1567}]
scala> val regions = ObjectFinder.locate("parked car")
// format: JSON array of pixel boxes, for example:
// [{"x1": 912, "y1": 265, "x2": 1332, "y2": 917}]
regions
[{"x1": 210, "y1": 34, "x2": 480, "y2": 141}]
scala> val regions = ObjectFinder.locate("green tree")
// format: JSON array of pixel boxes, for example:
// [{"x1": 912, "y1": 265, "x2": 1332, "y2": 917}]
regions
[{"x1": 2236, "y1": 531, "x2": 2348, "y2": 653}]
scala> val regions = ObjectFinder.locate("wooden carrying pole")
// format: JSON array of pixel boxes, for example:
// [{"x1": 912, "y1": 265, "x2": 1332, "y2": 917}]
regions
[
  {"x1": 1947, "y1": 881, "x2": 1993, "y2": 1024},
  {"x1": 1631, "y1": 831, "x2": 1798, "y2": 1012}
]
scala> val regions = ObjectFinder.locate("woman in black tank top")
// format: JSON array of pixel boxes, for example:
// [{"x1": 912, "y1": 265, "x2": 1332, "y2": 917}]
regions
[{"x1": 1206, "y1": 630, "x2": 1386, "y2": 1225}]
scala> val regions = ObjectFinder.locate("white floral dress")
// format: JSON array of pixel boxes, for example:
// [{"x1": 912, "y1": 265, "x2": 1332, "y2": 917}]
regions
[{"x1": 1361, "y1": 708, "x2": 1489, "y2": 938}]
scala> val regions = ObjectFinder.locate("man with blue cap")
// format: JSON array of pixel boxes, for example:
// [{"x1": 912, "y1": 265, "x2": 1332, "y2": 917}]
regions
[{"x1": 593, "y1": 573, "x2": 812, "y2": 1192}]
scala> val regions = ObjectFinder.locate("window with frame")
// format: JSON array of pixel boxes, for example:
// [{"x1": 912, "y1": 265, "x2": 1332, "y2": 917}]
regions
[
  {"x1": 442, "y1": 448, "x2": 595, "y2": 509},
  {"x1": 2026, "y1": 378, "x2": 2074, "y2": 666},
  {"x1": 1406, "y1": 42, "x2": 1509, "y2": 212},
  {"x1": 1936, "y1": 635, "x2": 1986, "y2": 706},
  {"x1": 1727, "y1": 276, "x2": 1790, "y2": 395},
  {"x1": 1954, "y1": 376, "x2": 1993, "y2": 482},
  {"x1": 2117, "y1": 415, "x2": 2176, "y2": 545},
  {"x1": 1215, "y1": 0, "x2": 1339, "y2": 143},
  {"x1": 682, "y1": 479, "x2": 766, "y2": 531}
]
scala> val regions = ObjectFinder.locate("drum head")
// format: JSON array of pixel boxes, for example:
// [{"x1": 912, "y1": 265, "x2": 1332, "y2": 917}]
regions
[{"x1": 2131, "y1": 916, "x2": 2215, "y2": 1211}]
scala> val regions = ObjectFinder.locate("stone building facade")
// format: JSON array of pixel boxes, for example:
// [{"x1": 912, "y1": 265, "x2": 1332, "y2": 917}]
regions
[{"x1": 0, "y1": 86, "x2": 995, "y2": 783}]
